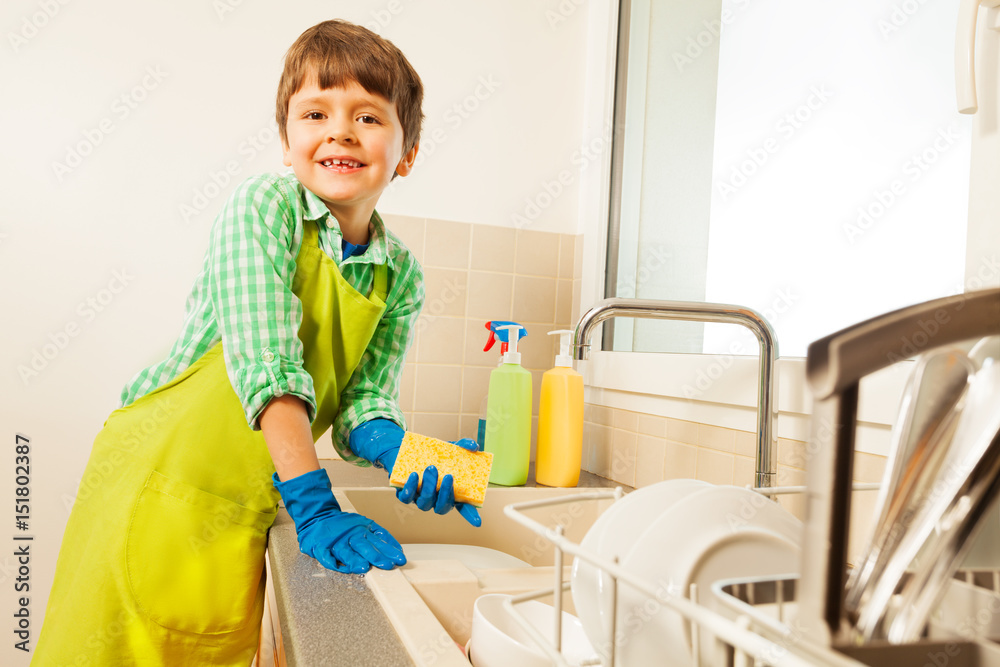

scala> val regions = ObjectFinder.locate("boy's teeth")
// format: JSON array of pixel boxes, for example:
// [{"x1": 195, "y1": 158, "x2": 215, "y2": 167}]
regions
[{"x1": 322, "y1": 159, "x2": 360, "y2": 167}]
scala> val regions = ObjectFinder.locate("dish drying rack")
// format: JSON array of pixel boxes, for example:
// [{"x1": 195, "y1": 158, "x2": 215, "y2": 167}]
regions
[
  {"x1": 498, "y1": 288, "x2": 1000, "y2": 666},
  {"x1": 503, "y1": 486, "x2": 1000, "y2": 667}
]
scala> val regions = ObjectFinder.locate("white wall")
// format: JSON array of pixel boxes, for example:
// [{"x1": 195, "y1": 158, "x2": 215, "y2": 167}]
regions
[{"x1": 0, "y1": 2, "x2": 598, "y2": 662}]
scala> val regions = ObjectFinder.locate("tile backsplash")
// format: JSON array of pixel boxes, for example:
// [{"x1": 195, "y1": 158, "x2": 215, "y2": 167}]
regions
[{"x1": 383, "y1": 214, "x2": 583, "y2": 444}]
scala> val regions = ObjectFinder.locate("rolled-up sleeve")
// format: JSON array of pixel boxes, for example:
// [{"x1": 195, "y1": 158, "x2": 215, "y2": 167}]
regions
[
  {"x1": 207, "y1": 175, "x2": 317, "y2": 429},
  {"x1": 332, "y1": 255, "x2": 424, "y2": 458}
]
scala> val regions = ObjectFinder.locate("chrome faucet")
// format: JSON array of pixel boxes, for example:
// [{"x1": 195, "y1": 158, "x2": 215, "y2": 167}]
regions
[{"x1": 573, "y1": 297, "x2": 779, "y2": 490}]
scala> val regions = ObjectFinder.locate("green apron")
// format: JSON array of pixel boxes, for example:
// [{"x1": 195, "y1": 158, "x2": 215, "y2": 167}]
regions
[{"x1": 33, "y1": 220, "x2": 388, "y2": 666}]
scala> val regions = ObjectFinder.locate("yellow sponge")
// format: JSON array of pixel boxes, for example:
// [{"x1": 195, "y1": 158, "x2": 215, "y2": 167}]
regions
[{"x1": 388, "y1": 432, "x2": 493, "y2": 507}]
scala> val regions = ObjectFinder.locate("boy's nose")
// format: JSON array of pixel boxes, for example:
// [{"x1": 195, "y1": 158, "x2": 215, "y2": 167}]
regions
[{"x1": 325, "y1": 120, "x2": 356, "y2": 144}]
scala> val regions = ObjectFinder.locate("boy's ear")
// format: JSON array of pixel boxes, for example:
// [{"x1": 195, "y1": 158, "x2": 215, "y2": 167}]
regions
[
  {"x1": 281, "y1": 137, "x2": 291, "y2": 167},
  {"x1": 395, "y1": 143, "x2": 419, "y2": 177}
]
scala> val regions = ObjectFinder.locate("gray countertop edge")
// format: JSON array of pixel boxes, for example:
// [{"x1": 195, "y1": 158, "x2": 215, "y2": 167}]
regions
[{"x1": 266, "y1": 460, "x2": 629, "y2": 667}]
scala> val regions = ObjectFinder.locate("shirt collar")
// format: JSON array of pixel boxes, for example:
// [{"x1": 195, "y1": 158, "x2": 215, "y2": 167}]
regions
[{"x1": 299, "y1": 183, "x2": 393, "y2": 270}]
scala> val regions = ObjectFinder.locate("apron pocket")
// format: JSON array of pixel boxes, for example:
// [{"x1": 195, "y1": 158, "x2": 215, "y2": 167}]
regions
[{"x1": 126, "y1": 470, "x2": 277, "y2": 634}]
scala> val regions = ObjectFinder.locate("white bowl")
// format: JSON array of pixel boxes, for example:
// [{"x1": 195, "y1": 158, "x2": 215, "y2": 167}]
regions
[
  {"x1": 469, "y1": 594, "x2": 597, "y2": 667},
  {"x1": 401, "y1": 544, "x2": 531, "y2": 569},
  {"x1": 615, "y1": 485, "x2": 802, "y2": 666},
  {"x1": 570, "y1": 478, "x2": 711, "y2": 656}
]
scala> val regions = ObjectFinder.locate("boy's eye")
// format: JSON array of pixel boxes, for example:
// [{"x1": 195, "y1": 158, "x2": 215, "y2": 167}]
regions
[
  {"x1": 358, "y1": 115, "x2": 380, "y2": 125},
  {"x1": 305, "y1": 112, "x2": 325, "y2": 120}
]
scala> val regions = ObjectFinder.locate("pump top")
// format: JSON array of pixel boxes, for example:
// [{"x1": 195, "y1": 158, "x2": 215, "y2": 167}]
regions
[
  {"x1": 496, "y1": 324, "x2": 524, "y2": 365},
  {"x1": 548, "y1": 329, "x2": 575, "y2": 367},
  {"x1": 483, "y1": 321, "x2": 528, "y2": 356}
]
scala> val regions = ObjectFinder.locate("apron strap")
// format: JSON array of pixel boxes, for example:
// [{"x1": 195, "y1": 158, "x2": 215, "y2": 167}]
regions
[{"x1": 372, "y1": 262, "x2": 389, "y2": 303}]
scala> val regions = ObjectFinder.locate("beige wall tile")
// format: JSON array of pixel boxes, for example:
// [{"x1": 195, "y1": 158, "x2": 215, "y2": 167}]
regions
[
  {"x1": 664, "y1": 441, "x2": 698, "y2": 480},
  {"x1": 854, "y1": 451, "x2": 887, "y2": 483},
  {"x1": 697, "y1": 448, "x2": 734, "y2": 485},
  {"x1": 699, "y1": 424, "x2": 735, "y2": 453},
  {"x1": 471, "y1": 224, "x2": 516, "y2": 273},
  {"x1": 637, "y1": 414, "x2": 667, "y2": 438},
  {"x1": 413, "y1": 365, "x2": 463, "y2": 413},
  {"x1": 556, "y1": 279, "x2": 573, "y2": 327},
  {"x1": 581, "y1": 435, "x2": 594, "y2": 474},
  {"x1": 411, "y1": 413, "x2": 460, "y2": 441},
  {"x1": 467, "y1": 271, "x2": 514, "y2": 321},
  {"x1": 461, "y1": 366, "x2": 492, "y2": 415},
  {"x1": 459, "y1": 414, "x2": 480, "y2": 443},
  {"x1": 515, "y1": 229, "x2": 561, "y2": 278},
  {"x1": 667, "y1": 418, "x2": 700, "y2": 446},
  {"x1": 423, "y1": 268, "x2": 469, "y2": 318},
  {"x1": 589, "y1": 404, "x2": 614, "y2": 427},
  {"x1": 635, "y1": 435, "x2": 667, "y2": 487},
  {"x1": 734, "y1": 455, "x2": 756, "y2": 488},
  {"x1": 423, "y1": 218, "x2": 471, "y2": 269},
  {"x1": 777, "y1": 438, "x2": 809, "y2": 470},
  {"x1": 610, "y1": 429, "x2": 637, "y2": 486},
  {"x1": 558, "y1": 234, "x2": 575, "y2": 280},
  {"x1": 512, "y1": 275, "x2": 557, "y2": 324},
  {"x1": 735, "y1": 430, "x2": 757, "y2": 458},
  {"x1": 520, "y1": 323, "x2": 556, "y2": 371},
  {"x1": 384, "y1": 214, "x2": 425, "y2": 262},
  {"x1": 414, "y1": 316, "x2": 466, "y2": 365},
  {"x1": 399, "y1": 363, "x2": 416, "y2": 414},
  {"x1": 591, "y1": 427, "x2": 612, "y2": 478},
  {"x1": 848, "y1": 486, "x2": 880, "y2": 565},
  {"x1": 613, "y1": 408, "x2": 638, "y2": 432},
  {"x1": 776, "y1": 467, "x2": 807, "y2": 520}
]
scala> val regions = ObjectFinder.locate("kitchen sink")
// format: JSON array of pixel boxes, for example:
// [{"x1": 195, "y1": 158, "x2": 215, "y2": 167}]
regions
[{"x1": 337, "y1": 485, "x2": 615, "y2": 666}]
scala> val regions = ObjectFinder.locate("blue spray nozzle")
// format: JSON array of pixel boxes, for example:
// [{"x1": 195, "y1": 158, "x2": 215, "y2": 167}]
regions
[{"x1": 483, "y1": 321, "x2": 528, "y2": 355}]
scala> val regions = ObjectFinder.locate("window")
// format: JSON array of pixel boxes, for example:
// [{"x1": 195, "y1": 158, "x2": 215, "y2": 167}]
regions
[{"x1": 608, "y1": 0, "x2": 972, "y2": 358}]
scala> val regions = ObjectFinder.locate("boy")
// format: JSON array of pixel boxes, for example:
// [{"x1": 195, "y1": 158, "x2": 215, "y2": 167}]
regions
[{"x1": 33, "y1": 19, "x2": 475, "y2": 666}]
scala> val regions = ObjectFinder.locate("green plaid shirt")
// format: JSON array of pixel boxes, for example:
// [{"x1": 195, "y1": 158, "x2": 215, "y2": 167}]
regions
[{"x1": 120, "y1": 171, "x2": 423, "y2": 454}]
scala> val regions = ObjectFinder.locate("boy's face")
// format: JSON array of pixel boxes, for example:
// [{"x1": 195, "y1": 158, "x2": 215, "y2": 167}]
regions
[{"x1": 282, "y1": 76, "x2": 417, "y2": 228}]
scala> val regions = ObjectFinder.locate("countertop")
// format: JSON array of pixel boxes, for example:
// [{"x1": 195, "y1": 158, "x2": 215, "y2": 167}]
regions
[{"x1": 267, "y1": 460, "x2": 629, "y2": 667}]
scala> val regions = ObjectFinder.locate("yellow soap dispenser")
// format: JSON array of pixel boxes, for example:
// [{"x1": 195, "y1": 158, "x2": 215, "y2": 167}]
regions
[{"x1": 535, "y1": 329, "x2": 584, "y2": 487}]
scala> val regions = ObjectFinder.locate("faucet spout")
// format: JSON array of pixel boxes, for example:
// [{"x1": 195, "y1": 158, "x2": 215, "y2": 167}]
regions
[{"x1": 572, "y1": 297, "x2": 779, "y2": 490}]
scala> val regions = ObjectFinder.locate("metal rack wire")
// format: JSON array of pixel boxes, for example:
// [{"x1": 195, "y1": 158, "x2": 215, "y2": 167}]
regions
[{"x1": 500, "y1": 488, "x2": 1000, "y2": 667}]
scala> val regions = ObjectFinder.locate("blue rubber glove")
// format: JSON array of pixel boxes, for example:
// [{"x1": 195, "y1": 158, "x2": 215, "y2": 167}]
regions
[
  {"x1": 350, "y1": 419, "x2": 483, "y2": 527},
  {"x1": 273, "y1": 468, "x2": 407, "y2": 574}
]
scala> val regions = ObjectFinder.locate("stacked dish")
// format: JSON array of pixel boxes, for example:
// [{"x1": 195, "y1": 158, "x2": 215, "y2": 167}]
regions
[{"x1": 570, "y1": 480, "x2": 803, "y2": 666}]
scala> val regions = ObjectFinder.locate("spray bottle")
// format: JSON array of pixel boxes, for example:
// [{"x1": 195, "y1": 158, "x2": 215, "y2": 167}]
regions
[
  {"x1": 484, "y1": 324, "x2": 531, "y2": 486},
  {"x1": 478, "y1": 321, "x2": 527, "y2": 447},
  {"x1": 536, "y1": 330, "x2": 584, "y2": 487}
]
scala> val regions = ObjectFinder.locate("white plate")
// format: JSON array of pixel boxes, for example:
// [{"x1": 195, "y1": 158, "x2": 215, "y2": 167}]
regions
[
  {"x1": 401, "y1": 544, "x2": 531, "y2": 570},
  {"x1": 570, "y1": 478, "x2": 711, "y2": 657},
  {"x1": 616, "y1": 485, "x2": 802, "y2": 667},
  {"x1": 469, "y1": 594, "x2": 597, "y2": 667}
]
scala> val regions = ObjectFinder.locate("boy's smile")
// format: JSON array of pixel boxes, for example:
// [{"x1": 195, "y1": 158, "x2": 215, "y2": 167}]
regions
[{"x1": 282, "y1": 77, "x2": 417, "y2": 243}]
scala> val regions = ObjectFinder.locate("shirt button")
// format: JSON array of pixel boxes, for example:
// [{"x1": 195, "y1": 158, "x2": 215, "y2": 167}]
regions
[
  {"x1": 326, "y1": 218, "x2": 336, "y2": 228},
  {"x1": 261, "y1": 349, "x2": 275, "y2": 363}
]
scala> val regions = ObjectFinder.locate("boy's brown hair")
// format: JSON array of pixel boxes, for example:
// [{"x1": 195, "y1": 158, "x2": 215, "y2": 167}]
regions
[{"x1": 276, "y1": 20, "x2": 424, "y2": 157}]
